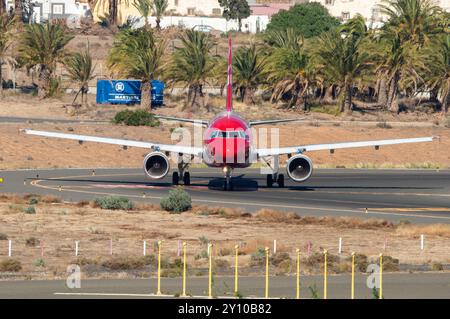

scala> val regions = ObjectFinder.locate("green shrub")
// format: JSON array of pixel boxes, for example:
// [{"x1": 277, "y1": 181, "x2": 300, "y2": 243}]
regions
[
  {"x1": 431, "y1": 263, "x2": 443, "y2": 271},
  {"x1": 34, "y1": 258, "x2": 45, "y2": 267},
  {"x1": 270, "y1": 252, "x2": 292, "y2": 267},
  {"x1": 113, "y1": 109, "x2": 160, "y2": 127},
  {"x1": 381, "y1": 255, "x2": 399, "y2": 272},
  {"x1": 28, "y1": 197, "x2": 39, "y2": 205},
  {"x1": 250, "y1": 247, "x2": 267, "y2": 266},
  {"x1": 24, "y1": 205, "x2": 36, "y2": 214},
  {"x1": 349, "y1": 253, "x2": 368, "y2": 272},
  {"x1": 160, "y1": 188, "x2": 192, "y2": 213},
  {"x1": 25, "y1": 237, "x2": 39, "y2": 247},
  {"x1": 94, "y1": 196, "x2": 134, "y2": 210},
  {"x1": 0, "y1": 259, "x2": 22, "y2": 272}
]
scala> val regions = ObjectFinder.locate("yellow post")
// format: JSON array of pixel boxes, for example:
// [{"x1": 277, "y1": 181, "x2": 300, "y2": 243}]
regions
[
  {"x1": 156, "y1": 240, "x2": 162, "y2": 295},
  {"x1": 323, "y1": 249, "x2": 328, "y2": 299},
  {"x1": 296, "y1": 248, "x2": 300, "y2": 299},
  {"x1": 379, "y1": 253, "x2": 383, "y2": 299},
  {"x1": 351, "y1": 252, "x2": 355, "y2": 299},
  {"x1": 182, "y1": 242, "x2": 187, "y2": 297},
  {"x1": 234, "y1": 245, "x2": 239, "y2": 297},
  {"x1": 208, "y1": 242, "x2": 213, "y2": 299},
  {"x1": 265, "y1": 247, "x2": 269, "y2": 299}
]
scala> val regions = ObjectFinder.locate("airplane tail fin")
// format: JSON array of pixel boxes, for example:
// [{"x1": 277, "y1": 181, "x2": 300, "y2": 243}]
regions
[{"x1": 226, "y1": 37, "x2": 232, "y2": 113}]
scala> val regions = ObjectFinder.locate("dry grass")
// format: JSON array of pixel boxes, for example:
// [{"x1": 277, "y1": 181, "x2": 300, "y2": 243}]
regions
[{"x1": 396, "y1": 224, "x2": 450, "y2": 238}]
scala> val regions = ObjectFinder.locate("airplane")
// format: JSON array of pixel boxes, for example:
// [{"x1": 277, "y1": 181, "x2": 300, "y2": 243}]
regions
[{"x1": 22, "y1": 38, "x2": 438, "y2": 190}]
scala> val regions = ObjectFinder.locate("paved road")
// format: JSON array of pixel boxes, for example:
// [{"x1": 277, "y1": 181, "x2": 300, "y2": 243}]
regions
[
  {"x1": 0, "y1": 272, "x2": 449, "y2": 299},
  {"x1": 1, "y1": 168, "x2": 450, "y2": 223},
  {"x1": 0, "y1": 116, "x2": 108, "y2": 124}
]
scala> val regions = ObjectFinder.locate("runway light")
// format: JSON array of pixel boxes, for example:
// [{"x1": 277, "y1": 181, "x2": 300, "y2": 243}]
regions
[{"x1": 0, "y1": 177, "x2": 3, "y2": 183}]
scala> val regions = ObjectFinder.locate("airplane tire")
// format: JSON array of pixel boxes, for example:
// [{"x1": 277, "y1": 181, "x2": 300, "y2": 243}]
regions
[
  {"x1": 266, "y1": 174, "x2": 273, "y2": 188},
  {"x1": 183, "y1": 172, "x2": 191, "y2": 185},
  {"x1": 277, "y1": 174, "x2": 285, "y2": 188},
  {"x1": 172, "y1": 172, "x2": 179, "y2": 185}
]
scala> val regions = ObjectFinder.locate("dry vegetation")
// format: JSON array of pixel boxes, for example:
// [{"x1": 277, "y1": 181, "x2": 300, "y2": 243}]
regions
[{"x1": 0, "y1": 194, "x2": 449, "y2": 280}]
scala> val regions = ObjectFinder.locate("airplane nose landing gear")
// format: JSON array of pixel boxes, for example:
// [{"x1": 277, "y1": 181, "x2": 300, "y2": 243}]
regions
[{"x1": 223, "y1": 166, "x2": 233, "y2": 191}]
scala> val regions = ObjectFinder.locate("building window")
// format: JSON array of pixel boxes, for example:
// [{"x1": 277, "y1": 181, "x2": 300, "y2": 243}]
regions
[
  {"x1": 212, "y1": 8, "x2": 221, "y2": 15},
  {"x1": 325, "y1": 0, "x2": 333, "y2": 5},
  {"x1": 52, "y1": 4, "x2": 64, "y2": 15},
  {"x1": 371, "y1": 7, "x2": 380, "y2": 22},
  {"x1": 174, "y1": 0, "x2": 178, "y2": 6},
  {"x1": 341, "y1": 11, "x2": 350, "y2": 20},
  {"x1": 187, "y1": 8, "x2": 195, "y2": 15}
]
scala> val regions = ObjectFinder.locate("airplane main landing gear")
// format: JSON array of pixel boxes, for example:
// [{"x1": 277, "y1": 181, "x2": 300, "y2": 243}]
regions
[
  {"x1": 183, "y1": 172, "x2": 191, "y2": 185},
  {"x1": 266, "y1": 173, "x2": 285, "y2": 188},
  {"x1": 172, "y1": 158, "x2": 191, "y2": 186},
  {"x1": 172, "y1": 172, "x2": 179, "y2": 185}
]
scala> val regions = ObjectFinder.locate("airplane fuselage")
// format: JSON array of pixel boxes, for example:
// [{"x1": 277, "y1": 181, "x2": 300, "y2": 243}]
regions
[{"x1": 203, "y1": 112, "x2": 252, "y2": 169}]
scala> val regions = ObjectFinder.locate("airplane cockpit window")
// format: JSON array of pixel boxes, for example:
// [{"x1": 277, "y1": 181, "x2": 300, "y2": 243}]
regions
[{"x1": 210, "y1": 130, "x2": 247, "y2": 139}]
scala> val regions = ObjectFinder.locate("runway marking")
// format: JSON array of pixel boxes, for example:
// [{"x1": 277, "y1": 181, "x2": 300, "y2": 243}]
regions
[
  {"x1": 369, "y1": 207, "x2": 450, "y2": 212},
  {"x1": 30, "y1": 179, "x2": 450, "y2": 221}
]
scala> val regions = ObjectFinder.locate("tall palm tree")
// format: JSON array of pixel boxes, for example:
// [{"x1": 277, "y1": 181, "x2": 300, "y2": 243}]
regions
[
  {"x1": 108, "y1": 28, "x2": 166, "y2": 109},
  {"x1": 426, "y1": 34, "x2": 450, "y2": 113},
  {"x1": 264, "y1": 28, "x2": 310, "y2": 109},
  {"x1": 18, "y1": 22, "x2": 74, "y2": 98},
  {"x1": 152, "y1": 0, "x2": 168, "y2": 30},
  {"x1": 233, "y1": 44, "x2": 265, "y2": 104},
  {"x1": 313, "y1": 15, "x2": 371, "y2": 113},
  {"x1": 0, "y1": 13, "x2": 15, "y2": 97},
  {"x1": 168, "y1": 29, "x2": 215, "y2": 110},
  {"x1": 64, "y1": 45, "x2": 95, "y2": 107},
  {"x1": 133, "y1": 0, "x2": 152, "y2": 27},
  {"x1": 377, "y1": 0, "x2": 442, "y2": 112},
  {"x1": 14, "y1": 0, "x2": 22, "y2": 23}
]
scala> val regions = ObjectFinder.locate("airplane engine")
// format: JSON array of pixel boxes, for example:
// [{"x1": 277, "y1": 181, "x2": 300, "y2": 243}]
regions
[
  {"x1": 143, "y1": 152, "x2": 170, "y2": 179},
  {"x1": 286, "y1": 154, "x2": 313, "y2": 182}
]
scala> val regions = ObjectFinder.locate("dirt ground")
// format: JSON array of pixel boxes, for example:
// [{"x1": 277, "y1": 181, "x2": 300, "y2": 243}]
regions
[{"x1": 0, "y1": 196, "x2": 449, "y2": 280}]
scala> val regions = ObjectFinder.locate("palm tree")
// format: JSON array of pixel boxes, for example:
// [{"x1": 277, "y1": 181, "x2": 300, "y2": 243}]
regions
[
  {"x1": 426, "y1": 34, "x2": 450, "y2": 113},
  {"x1": 168, "y1": 29, "x2": 215, "y2": 110},
  {"x1": 0, "y1": 0, "x2": 6, "y2": 15},
  {"x1": 233, "y1": 44, "x2": 265, "y2": 104},
  {"x1": 264, "y1": 28, "x2": 311, "y2": 109},
  {"x1": 64, "y1": 45, "x2": 95, "y2": 107},
  {"x1": 108, "y1": 27, "x2": 166, "y2": 109},
  {"x1": 377, "y1": 0, "x2": 442, "y2": 112},
  {"x1": 18, "y1": 22, "x2": 74, "y2": 98},
  {"x1": 152, "y1": 0, "x2": 168, "y2": 30},
  {"x1": 0, "y1": 13, "x2": 15, "y2": 97},
  {"x1": 14, "y1": 0, "x2": 22, "y2": 23},
  {"x1": 133, "y1": 0, "x2": 152, "y2": 27},
  {"x1": 313, "y1": 15, "x2": 371, "y2": 113}
]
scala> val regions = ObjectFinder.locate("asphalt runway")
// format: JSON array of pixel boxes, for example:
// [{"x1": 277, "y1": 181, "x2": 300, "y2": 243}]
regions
[
  {"x1": 0, "y1": 273, "x2": 449, "y2": 299},
  {"x1": 1, "y1": 168, "x2": 450, "y2": 223}
]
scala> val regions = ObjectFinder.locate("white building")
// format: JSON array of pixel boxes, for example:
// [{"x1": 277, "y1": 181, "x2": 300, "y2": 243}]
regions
[
  {"x1": 165, "y1": 0, "x2": 223, "y2": 16},
  {"x1": 315, "y1": 0, "x2": 450, "y2": 25},
  {"x1": 6, "y1": 0, "x2": 90, "y2": 23}
]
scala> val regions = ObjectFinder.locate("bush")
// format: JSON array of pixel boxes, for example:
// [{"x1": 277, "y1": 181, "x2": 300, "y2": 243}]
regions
[
  {"x1": 113, "y1": 109, "x2": 160, "y2": 127},
  {"x1": 34, "y1": 258, "x2": 45, "y2": 267},
  {"x1": 94, "y1": 196, "x2": 134, "y2": 210},
  {"x1": 250, "y1": 247, "x2": 267, "y2": 266},
  {"x1": 0, "y1": 233, "x2": 7, "y2": 240},
  {"x1": 270, "y1": 252, "x2": 292, "y2": 267},
  {"x1": 160, "y1": 188, "x2": 192, "y2": 213},
  {"x1": 28, "y1": 197, "x2": 39, "y2": 205},
  {"x1": 349, "y1": 254, "x2": 368, "y2": 272},
  {"x1": 24, "y1": 205, "x2": 36, "y2": 214},
  {"x1": 381, "y1": 255, "x2": 399, "y2": 272},
  {"x1": 101, "y1": 255, "x2": 156, "y2": 270},
  {"x1": 215, "y1": 259, "x2": 230, "y2": 268},
  {"x1": 26, "y1": 237, "x2": 39, "y2": 247},
  {"x1": 0, "y1": 259, "x2": 22, "y2": 272},
  {"x1": 431, "y1": 263, "x2": 443, "y2": 271}
]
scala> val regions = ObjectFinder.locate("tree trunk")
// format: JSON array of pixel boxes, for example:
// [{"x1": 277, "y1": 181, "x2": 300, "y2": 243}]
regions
[
  {"x1": 387, "y1": 73, "x2": 400, "y2": 113},
  {"x1": 14, "y1": 0, "x2": 22, "y2": 23},
  {"x1": 442, "y1": 91, "x2": 450, "y2": 114},
  {"x1": 238, "y1": 18, "x2": 242, "y2": 32},
  {"x1": 0, "y1": 0, "x2": 6, "y2": 15},
  {"x1": 156, "y1": 16, "x2": 161, "y2": 30},
  {"x1": 108, "y1": 0, "x2": 117, "y2": 25},
  {"x1": 322, "y1": 86, "x2": 334, "y2": 104},
  {"x1": 341, "y1": 82, "x2": 352, "y2": 113},
  {"x1": 141, "y1": 81, "x2": 152, "y2": 110},
  {"x1": 0, "y1": 61, "x2": 3, "y2": 97},
  {"x1": 242, "y1": 87, "x2": 255, "y2": 105},
  {"x1": 38, "y1": 66, "x2": 51, "y2": 99},
  {"x1": 377, "y1": 76, "x2": 388, "y2": 108}
]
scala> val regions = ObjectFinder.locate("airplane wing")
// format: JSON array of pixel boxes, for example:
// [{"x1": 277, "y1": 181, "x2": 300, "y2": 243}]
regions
[
  {"x1": 249, "y1": 118, "x2": 305, "y2": 126},
  {"x1": 154, "y1": 115, "x2": 209, "y2": 126},
  {"x1": 257, "y1": 136, "x2": 438, "y2": 157},
  {"x1": 22, "y1": 129, "x2": 203, "y2": 156}
]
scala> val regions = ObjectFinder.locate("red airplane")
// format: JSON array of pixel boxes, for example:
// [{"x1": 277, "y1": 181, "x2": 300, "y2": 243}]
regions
[{"x1": 23, "y1": 38, "x2": 437, "y2": 190}]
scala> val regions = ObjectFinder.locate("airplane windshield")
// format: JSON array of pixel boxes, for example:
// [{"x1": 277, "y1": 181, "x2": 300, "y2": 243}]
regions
[{"x1": 210, "y1": 131, "x2": 246, "y2": 139}]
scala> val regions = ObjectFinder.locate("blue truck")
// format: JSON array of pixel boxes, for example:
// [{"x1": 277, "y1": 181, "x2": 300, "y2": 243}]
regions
[{"x1": 96, "y1": 79, "x2": 164, "y2": 106}]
